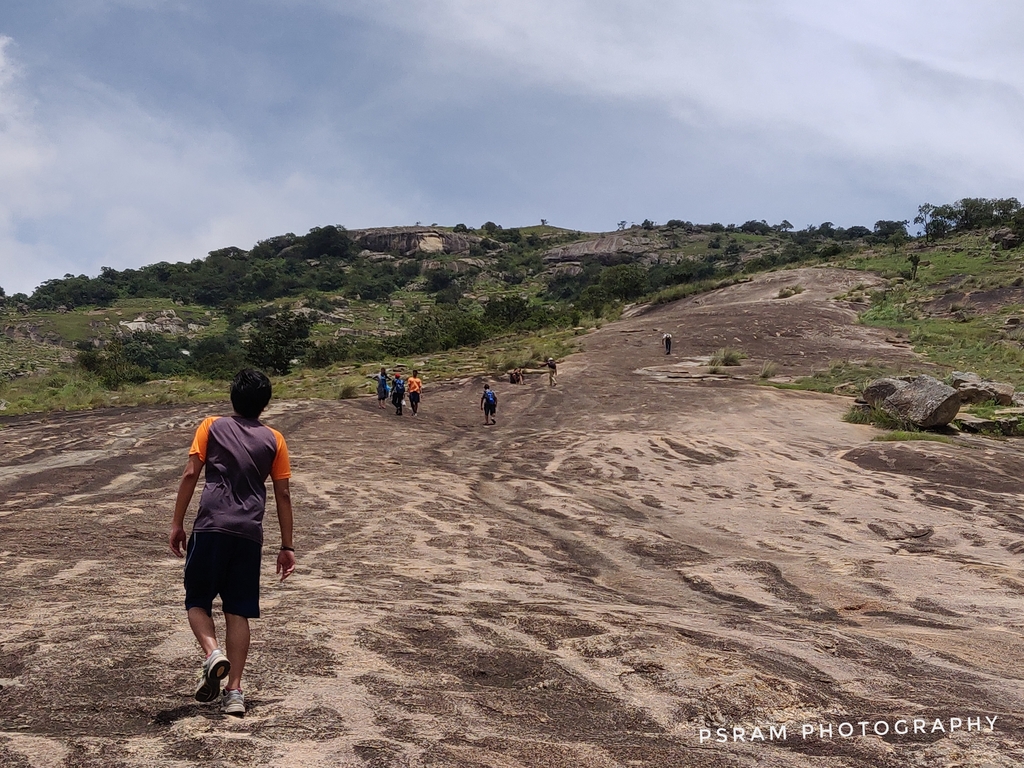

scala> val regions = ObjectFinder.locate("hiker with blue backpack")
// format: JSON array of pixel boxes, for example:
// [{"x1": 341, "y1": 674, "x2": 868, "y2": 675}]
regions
[
  {"x1": 372, "y1": 367, "x2": 389, "y2": 409},
  {"x1": 480, "y1": 383, "x2": 497, "y2": 425},
  {"x1": 391, "y1": 373, "x2": 406, "y2": 416}
]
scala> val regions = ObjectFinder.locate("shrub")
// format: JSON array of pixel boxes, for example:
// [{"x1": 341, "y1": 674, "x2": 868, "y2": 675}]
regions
[
  {"x1": 305, "y1": 337, "x2": 384, "y2": 368},
  {"x1": 759, "y1": 361, "x2": 778, "y2": 379},
  {"x1": 245, "y1": 311, "x2": 314, "y2": 375},
  {"x1": 338, "y1": 381, "x2": 361, "y2": 399},
  {"x1": 384, "y1": 305, "x2": 487, "y2": 356},
  {"x1": 77, "y1": 339, "x2": 149, "y2": 389},
  {"x1": 776, "y1": 285, "x2": 805, "y2": 299},
  {"x1": 710, "y1": 347, "x2": 746, "y2": 366},
  {"x1": 842, "y1": 404, "x2": 917, "y2": 431},
  {"x1": 191, "y1": 333, "x2": 247, "y2": 379}
]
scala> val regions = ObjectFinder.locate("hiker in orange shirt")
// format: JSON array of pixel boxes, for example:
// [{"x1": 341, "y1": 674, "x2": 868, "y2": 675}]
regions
[{"x1": 407, "y1": 370, "x2": 423, "y2": 415}]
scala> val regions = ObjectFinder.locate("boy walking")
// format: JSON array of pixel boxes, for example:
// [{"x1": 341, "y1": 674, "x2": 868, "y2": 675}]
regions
[
  {"x1": 169, "y1": 369, "x2": 296, "y2": 717},
  {"x1": 391, "y1": 372, "x2": 406, "y2": 416},
  {"x1": 546, "y1": 358, "x2": 557, "y2": 387},
  {"x1": 407, "y1": 370, "x2": 422, "y2": 415},
  {"x1": 481, "y1": 383, "x2": 498, "y2": 425}
]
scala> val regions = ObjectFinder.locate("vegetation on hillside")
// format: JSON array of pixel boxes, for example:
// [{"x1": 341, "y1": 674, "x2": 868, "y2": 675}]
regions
[{"x1": 1, "y1": 196, "x2": 1023, "y2": 415}]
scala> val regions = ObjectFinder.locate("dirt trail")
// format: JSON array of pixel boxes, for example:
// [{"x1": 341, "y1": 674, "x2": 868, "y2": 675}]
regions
[{"x1": 2, "y1": 268, "x2": 1023, "y2": 767}]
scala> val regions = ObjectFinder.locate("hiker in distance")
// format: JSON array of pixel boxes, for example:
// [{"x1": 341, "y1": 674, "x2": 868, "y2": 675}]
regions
[
  {"x1": 546, "y1": 357, "x2": 557, "y2": 387},
  {"x1": 481, "y1": 383, "x2": 498, "y2": 425},
  {"x1": 372, "y1": 367, "x2": 389, "y2": 409},
  {"x1": 391, "y1": 372, "x2": 406, "y2": 416},
  {"x1": 407, "y1": 369, "x2": 422, "y2": 415},
  {"x1": 168, "y1": 368, "x2": 295, "y2": 718},
  {"x1": 663, "y1": 332, "x2": 672, "y2": 355}
]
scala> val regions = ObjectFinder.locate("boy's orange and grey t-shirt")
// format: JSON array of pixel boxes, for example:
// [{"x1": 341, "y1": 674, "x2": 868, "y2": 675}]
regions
[
  {"x1": 189, "y1": 416, "x2": 291, "y2": 544},
  {"x1": 407, "y1": 376, "x2": 422, "y2": 393}
]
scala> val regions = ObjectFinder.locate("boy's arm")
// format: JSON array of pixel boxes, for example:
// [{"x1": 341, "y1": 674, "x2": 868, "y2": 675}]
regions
[
  {"x1": 169, "y1": 453, "x2": 203, "y2": 556},
  {"x1": 273, "y1": 477, "x2": 296, "y2": 581}
]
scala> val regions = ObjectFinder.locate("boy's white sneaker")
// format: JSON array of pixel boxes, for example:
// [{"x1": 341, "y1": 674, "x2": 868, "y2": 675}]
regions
[
  {"x1": 221, "y1": 688, "x2": 245, "y2": 717},
  {"x1": 194, "y1": 649, "x2": 230, "y2": 703}
]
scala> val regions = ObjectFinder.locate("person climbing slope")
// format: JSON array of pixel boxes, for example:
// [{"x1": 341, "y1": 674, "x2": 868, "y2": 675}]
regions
[{"x1": 481, "y1": 383, "x2": 497, "y2": 425}]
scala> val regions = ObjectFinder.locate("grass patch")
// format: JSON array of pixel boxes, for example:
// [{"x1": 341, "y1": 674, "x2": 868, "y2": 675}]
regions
[
  {"x1": 776, "y1": 284, "x2": 804, "y2": 299},
  {"x1": 758, "y1": 360, "x2": 778, "y2": 379},
  {"x1": 0, "y1": 319, "x2": 584, "y2": 416},
  {"x1": 649, "y1": 277, "x2": 744, "y2": 306},
  {"x1": 841, "y1": 404, "x2": 914, "y2": 430},
  {"x1": 0, "y1": 369, "x2": 227, "y2": 416},
  {"x1": 774, "y1": 360, "x2": 908, "y2": 394},
  {"x1": 710, "y1": 347, "x2": 746, "y2": 366},
  {"x1": 871, "y1": 431, "x2": 954, "y2": 444},
  {"x1": 842, "y1": 405, "x2": 955, "y2": 442},
  {"x1": 835, "y1": 233, "x2": 1024, "y2": 388},
  {"x1": 338, "y1": 380, "x2": 362, "y2": 399}
]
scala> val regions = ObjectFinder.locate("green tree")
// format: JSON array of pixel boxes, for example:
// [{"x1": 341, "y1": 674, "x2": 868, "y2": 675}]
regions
[
  {"x1": 577, "y1": 285, "x2": 610, "y2": 316},
  {"x1": 483, "y1": 295, "x2": 533, "y2": 328},
  {"x1": 245, "y1": 311, "x2": 314, "y2": 375},
  {"x1": 913, "y1": 203, "x2": 935, "y2": 242},
  {"x1": 77, "y1": 338, "x2": 149, "y2": 389},
  {"x1": 385, "y1": 305, "x2": 486, "y2": 355},
  {"x1": 873, "y1": 220, "x2": 908, "y2": 239},
  {"x1": 598, "y1": 264, "x2": 647, "y2": 300}
]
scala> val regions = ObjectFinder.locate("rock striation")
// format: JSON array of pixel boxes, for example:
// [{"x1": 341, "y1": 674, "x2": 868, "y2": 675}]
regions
[
  {"x1": 349, "y1": 227, "x2": 480, "y2": 256},
  {"x1": 542, "y1": 234, "x2": 660, "y2": 264}
]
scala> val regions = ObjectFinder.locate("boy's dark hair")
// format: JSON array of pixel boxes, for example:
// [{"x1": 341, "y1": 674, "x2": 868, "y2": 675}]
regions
[{"x1": 231, "y1": 368, "x2": 272, "y2": 418}]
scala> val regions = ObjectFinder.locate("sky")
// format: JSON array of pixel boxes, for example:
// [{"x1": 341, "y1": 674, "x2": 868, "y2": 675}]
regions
[{"x1": 1, "y1": 0, "x2": 1023, "y2": 294}]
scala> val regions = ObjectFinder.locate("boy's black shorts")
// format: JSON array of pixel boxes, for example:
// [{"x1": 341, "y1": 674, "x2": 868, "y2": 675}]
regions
[
  {"x1": 484, "y1": 404, "x2": 496, "y2": 416},
  {"x1": 184, "y1": 531, "x2": 262, "y2": 618},
  {"x1": 408, "y1": 392, "x2": 420, "y2": 405}
]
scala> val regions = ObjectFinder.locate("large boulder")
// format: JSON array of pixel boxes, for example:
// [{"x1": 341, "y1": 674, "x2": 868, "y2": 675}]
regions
[
  {"x1": 881, "y1": 375, "x2": 960, "y2": 428},
  {"x1": 862, "y1": 377, "x2": 908, "y2": 408},
  {"x1": 950, "y1": 370, "x2": 1015, "y2": 406},
  {"x1": 989, "y1": 227, "x2": 1021, "y2": 250}
]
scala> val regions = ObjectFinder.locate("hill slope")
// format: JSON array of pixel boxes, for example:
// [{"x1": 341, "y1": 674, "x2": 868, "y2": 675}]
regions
[{"x1": 2, "y1": 267, "x2": 1022, "y2": 766}]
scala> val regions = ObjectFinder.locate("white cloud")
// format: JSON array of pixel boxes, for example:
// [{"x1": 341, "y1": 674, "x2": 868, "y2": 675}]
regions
[
  {"x1": 348, "y1": 1, "x2": 1024, "y2": 193},
  {"x1": 3, "y1": 2, "x2": 1023, "y2": 293},
  {"x1": 0, "y1": 34, "x2": 408, "y2": 294}
]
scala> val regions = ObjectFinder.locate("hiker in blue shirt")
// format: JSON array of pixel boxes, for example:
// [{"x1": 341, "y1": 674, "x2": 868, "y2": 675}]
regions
[
  {"x1": 480, "y1": 384, "x2": 497, "y2": 426},
  {"x1": 391, "y1": 373, "x2": 406, "y2": 416},
  {"x1": 372, "y1": 367, "x2": 389, "y2": 409}
]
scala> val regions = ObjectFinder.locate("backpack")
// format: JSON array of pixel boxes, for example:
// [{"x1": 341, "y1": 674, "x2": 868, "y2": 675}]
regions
[
  {"x1": 393, "y1": 378, "x2": 405, "y2": 396},
  {"x1": 484, "y1": 389, "x2": 496, "y2": 406}
]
